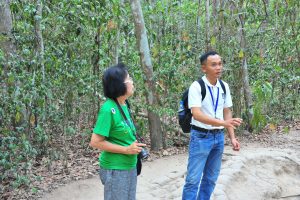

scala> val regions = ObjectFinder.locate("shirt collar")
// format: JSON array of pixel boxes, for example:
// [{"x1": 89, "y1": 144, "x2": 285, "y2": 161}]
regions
[{"x1": 202, "y1": 76, "x2": 221, "y2": 88}]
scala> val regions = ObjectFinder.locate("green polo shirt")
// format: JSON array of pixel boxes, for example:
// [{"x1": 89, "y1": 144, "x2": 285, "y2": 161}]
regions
[{"x1": 93, "y1": 99, "x2": 137, "y2": 170}]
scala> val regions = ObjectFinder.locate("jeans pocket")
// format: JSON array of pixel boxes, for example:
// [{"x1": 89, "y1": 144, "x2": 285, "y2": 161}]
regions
[
  {"x1": 192, "y1": 131, "x2": 208, "y2": 140},
  {"x1": 99, "y1": 168, "x2": 107, "y2": 185}
]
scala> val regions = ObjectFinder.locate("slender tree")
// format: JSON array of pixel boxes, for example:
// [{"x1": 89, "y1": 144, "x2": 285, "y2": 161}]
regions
[
  {"x1": 0, "y1": 0, "x2": 22, "y2": 128},
  {"x1": 34, "y1": 0, "x2": 45, "y2": 83},
  {"x1": 235, "y1": 0, "x2": 254, "y2": 130},
  {"x1": 33, "y1": 0, "x2": 45, "y2": 126},
  {"x1": 205, "y1": 0, "x2": 211, "y2": 50},
  {"x1": 196, "y1": 0, "x2": 202, "y2": 49},
  {"x1": 0, "y1": 0, "x2": 15, "y2": 55},
  {"x1": 130, "y1": 0, "x2": 163, "y2": 151},
  {"x1": 0, "y1": 0, "x2": 16, "y2": 87},
  {"x1": 212, "y1": 0, "x2": 218, "y2": 41}
]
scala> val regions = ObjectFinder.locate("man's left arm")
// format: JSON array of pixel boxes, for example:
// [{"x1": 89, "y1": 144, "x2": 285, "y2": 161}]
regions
[{"x1": 223, "y1": 107, "x2": 240, "y2": 151}]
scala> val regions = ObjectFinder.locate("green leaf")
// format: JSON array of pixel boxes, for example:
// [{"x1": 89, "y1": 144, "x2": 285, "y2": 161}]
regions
[
  {"x1": 283, "y1": 126, "x2": 289, "y2": 134},
  {"x1": 211, "y1": 36, "x2": 216, "y2": 46},
  {"x1": 15, "y1": 112, "x2": 21, "y2": 123},
  {"x1": 238, "y1": 50, "x2": 244, "y2": 58},
  {"x1": 31, "y1": 187, "x2": 38, "y2": 193},
  {"x1": 274, "y1": 65, "x2": 283, "y2": 73},
  {"x1": 66, "y1": 126, "x2": 76, "y2": 135}
]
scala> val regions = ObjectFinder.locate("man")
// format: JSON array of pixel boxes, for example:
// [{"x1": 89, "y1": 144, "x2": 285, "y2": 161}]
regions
[{"x1": 182, "y1": 51, "x2": 242, "y2": 200}]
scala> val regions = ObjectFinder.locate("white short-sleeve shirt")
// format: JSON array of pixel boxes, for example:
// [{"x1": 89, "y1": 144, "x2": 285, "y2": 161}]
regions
[{"x1": 188, "y1": 76, "x2": 233, "y2": 129}]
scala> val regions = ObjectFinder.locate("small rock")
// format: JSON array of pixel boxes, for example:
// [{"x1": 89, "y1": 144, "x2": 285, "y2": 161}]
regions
[{"x1": 163, "y1": 150, "x2": 169, "y2": 156}]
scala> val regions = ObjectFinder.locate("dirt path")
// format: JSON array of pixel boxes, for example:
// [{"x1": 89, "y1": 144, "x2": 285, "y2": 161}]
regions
[{"x1": 41, "y1": 130, "x2": 300, "y2": 200}]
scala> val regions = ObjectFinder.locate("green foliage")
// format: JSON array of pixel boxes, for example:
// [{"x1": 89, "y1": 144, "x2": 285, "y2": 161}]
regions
[
  {"x1": 1, "y1": 0, "x2": 299, "y2": 196},
  {"x1": 251, "y1": 81, "x2": 273, "y2": 131}
]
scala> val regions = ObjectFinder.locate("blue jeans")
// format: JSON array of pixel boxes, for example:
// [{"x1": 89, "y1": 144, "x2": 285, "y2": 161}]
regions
[
  {"x1": 182, "y1": 129, "x2": 224, "y2": 200},
  {"x1": 99, "y1": 168, "x2": 137, "y2": 200}
]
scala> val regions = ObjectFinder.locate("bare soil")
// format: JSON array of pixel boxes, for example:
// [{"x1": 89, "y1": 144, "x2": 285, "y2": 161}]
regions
[{"x1": 3, "y1": 121, "x2": 300, "y2": 200}]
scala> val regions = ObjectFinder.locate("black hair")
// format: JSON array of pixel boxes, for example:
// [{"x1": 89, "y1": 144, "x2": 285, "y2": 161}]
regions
[
  {"x1": 200, "y1": 51, "x2": 219, "y2": 65},
  {"x1": 102, "y1": 63, "x2": 128, "y2": 99}
]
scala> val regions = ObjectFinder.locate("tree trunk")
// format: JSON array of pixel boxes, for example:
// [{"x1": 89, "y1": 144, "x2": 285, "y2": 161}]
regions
[
  {"x1": 0, "y1": 0, "x2": 21, "y2": 128},
  {"x1": 217, "y1": 0, "x2": 225, "y2": 50},
  {"x1": 205, "y1": 0, "x2": 211, "y2": 50},
  {"x1": 195, "y1": 0, "x2": 202, "y2": 62},
  {"x1": 34, "y1": 0, "x2": 45, "y2": 82},
  {"x1": 92, "y1": 27, "x2": 101, "y2": 123},
  {"x1": 238, "y1": 13, "x2": 253, "y2": 131},
  {"x1": 130, "y1": 0, "x2": 163, "y2": 151},
  {"x1": 232, "y1": 68, "x2": 243, "y2": 120},
  {"x1": 34, "y1": 0, "x2": 45, "y2": 124},
  {"x1": 259, "y1": 0, "x2": 268, "y2": 71},
  {"x1": 212, "y1": 0, "x2": 218, "y2": 43},
  {"x1": 114, "y1": 28, "x2": 120, "y2": 64},
  {"x1": 0, "y1": 0, "x2": 16, "y2": 82},
  {"x1": 0, "y1": 0, "x2": 15, "y2": 57}
]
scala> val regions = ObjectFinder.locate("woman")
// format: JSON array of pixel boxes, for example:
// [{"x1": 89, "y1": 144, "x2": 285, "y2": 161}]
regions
[{"x1": 90, "y1": 63, "x2": 146, "y2": 200}]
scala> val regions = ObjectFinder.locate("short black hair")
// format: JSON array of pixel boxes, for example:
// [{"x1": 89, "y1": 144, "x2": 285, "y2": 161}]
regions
[
  {"x1": 200, "y1": 51, "x2": 219, "y2": 65},
  {"x1": 102, "y1": 63, "x2": 128, "y2": 99}
]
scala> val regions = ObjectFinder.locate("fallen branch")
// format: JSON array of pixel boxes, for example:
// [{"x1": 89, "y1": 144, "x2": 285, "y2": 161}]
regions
[{"x1": 279, "y1": 194, "x2": 300, "y2": 199}]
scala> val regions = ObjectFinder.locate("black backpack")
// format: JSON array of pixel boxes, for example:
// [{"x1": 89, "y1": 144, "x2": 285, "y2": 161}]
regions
[{"x1": 178, "y1": 79, "x2": 226, "y2": 133}]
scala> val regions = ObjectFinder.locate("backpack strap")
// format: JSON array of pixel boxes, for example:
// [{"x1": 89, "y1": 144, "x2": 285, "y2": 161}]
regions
[
  {"x1": 197, "y1": 79, "x2": 206, "y2": 101},
  {"x1": 219, "y1": 80, "x2": 227, "y2": 95},
  {"x1": 197, "y1": 79, "x2": 227, "y2": 101}
]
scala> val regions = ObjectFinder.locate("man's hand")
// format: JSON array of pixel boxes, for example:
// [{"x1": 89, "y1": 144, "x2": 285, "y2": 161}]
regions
[
  {"x1": 223, "y1": 118, "x2": 243, "y2": 129},
  {"x1": 231, "y1": 137, "x2": 240, "y2": 151},
  {"x1": 126, "y1": 140, "x2": 146, "y2": 155}
]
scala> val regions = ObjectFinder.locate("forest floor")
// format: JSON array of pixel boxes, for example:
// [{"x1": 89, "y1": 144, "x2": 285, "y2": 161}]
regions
[{"x1": 4, "y1": 121, "x2": 300, "y2": 200}]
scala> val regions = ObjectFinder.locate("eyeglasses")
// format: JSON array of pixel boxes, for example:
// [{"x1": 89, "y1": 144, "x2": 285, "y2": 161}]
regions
[{"x1": 124, "y1": 77, "x2": 133, "y2": 84}]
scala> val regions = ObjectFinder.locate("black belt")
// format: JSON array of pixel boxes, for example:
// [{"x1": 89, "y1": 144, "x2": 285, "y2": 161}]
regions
[{"x1": 191, "y1": 125, "x2": 224, "y2": 133}]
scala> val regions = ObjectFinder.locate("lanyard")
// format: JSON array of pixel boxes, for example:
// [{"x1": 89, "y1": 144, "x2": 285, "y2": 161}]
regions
[
  {"x1": 207, "y1": 86, "x2": 219, "y2": 118},
  {"x1": 113, "y1": 99, "x2": 144, "y2": 142},
  {"x1": 114, "y1": 99, "x2": 136, "y2": 135}
]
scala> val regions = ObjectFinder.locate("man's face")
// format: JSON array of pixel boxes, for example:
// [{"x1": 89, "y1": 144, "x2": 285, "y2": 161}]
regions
[{"x1": 201, "y1": 54, "x2": 223, "y2": 79}]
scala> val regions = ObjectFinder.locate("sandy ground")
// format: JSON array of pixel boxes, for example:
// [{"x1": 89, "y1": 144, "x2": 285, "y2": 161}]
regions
[{"x1": 41, "y1": 130, "x2": 300, "y2": 200}]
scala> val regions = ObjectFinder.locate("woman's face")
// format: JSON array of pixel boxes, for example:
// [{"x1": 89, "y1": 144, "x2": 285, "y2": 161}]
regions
[{"x1": 124, "y1": 74, "x2": 134, "y2": 97}]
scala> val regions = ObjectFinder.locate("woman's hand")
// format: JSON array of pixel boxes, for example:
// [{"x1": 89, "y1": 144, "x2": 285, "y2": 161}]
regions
[
  {"x1": 126, "y1": 140, "x2": 147, "y2": 155},
  {"x1": 90, "y1": 134, "x2": 146, "y2": 155}
]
